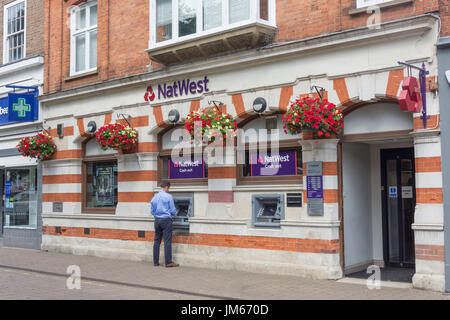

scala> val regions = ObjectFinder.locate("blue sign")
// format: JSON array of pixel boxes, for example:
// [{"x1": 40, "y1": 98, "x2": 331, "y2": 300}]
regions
[
  {"x1": 5, "y1": 181, "x2": 11, "y2": 197},
  {"x1": 0, "y1": 92, "x2": 38, "y2": 126},
  {"x1": 8, "y1": 93, "x2": 36, "y2": 122},
  {"x1": 307, "y1": 176, "x2": 323, "y2": 199},
  {"x1": 389, "y1": 186, "x2": 398, "y2": 198}
]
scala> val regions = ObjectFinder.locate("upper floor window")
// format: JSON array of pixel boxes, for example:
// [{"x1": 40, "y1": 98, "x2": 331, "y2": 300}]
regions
[
  {"x1": 356, "y1": 0, "x2": 392, "y2": 8},
  {"x1": 3, "y1": 0, "x2": 26, "y2": 63},
  {"x1": 151, "y1": 0, "x2": 275, "y2": 48},
  {"x1": 70, "y1": 1, "x2": 97, "y2": 75}
]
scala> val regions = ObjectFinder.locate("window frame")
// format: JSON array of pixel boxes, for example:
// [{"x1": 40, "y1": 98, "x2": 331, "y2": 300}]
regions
[
  {"x1": 3, "y1": 0, "x2": 26, "y2": 64},
  {"x1": 236, "y1": 113, "x2": 303, "y2": 186},
  {"x1": 81, "y1": 137, "x2": 117, "y2": 214},
  {"x1": 149, "y1": 0, "x2": 276, "y2": 50},
  {"x1": 158, "y1": 126, "x2": 209, "y2": 186},
  {"x1": 356, "y1": 0, "x2": 392, "y2": 8},
  {"x1": 69, "y1": 0, "x2": 98, "y2": 76},
  {"x1": 236, "y1": 140, "x2": 303, "y2": 186}
]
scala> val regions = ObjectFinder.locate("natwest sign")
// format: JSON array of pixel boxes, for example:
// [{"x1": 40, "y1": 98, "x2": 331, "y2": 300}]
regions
[{"x1": 145, "y1": 76, "x2": 210, "y2": 102}]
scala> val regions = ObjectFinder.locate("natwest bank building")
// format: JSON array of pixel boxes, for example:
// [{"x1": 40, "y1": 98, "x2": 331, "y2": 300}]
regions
[{"x1": 40, "y1": 0, "x2": 447, "y2": 292}]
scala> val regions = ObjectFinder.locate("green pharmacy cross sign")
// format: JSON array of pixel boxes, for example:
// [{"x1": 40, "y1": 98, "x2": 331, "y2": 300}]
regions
[
  {"x1": 13, "y1": 98, "x2": 31, "y2": 118},
  {"x1": 8, "y1": 93, "x2": 36, "y2": 122}
]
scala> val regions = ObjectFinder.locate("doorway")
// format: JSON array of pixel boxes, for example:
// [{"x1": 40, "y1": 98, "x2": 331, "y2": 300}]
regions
[{"x1": 381, "y1": 148, "x2": 416, "y2": 268}]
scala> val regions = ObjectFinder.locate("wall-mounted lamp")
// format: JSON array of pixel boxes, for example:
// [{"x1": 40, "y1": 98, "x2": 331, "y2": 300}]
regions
[
  {"x1": 253, "y1": 97, "x2": 267, "y2": 113},
  {"x1": 446, "y1": 70, "x2": 450, "y2": 85},
  {"x1": 57, "y1": 124, "x2": 64, "y2": 138},
  {"x1": 168, "y1": 109, "x2": 180, "y2": 124},
  {"x1": 86, "y1": 121, "x2": 97, "y2": 134}
]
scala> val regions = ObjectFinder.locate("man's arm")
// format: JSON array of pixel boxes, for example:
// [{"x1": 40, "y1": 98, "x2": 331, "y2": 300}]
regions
[
  {"x1": 168, "y1": 196, "x2": 177, "y2": 216},
  {"x1": 150, "y1": 197, "x2": 156, "y2": 216}
]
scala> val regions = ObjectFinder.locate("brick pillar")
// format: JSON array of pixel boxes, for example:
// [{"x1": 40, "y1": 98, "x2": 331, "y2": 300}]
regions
[
  {"x1": 206, "y1": 147, "x2": 236, "y2": 218},
  {"x1": 412, "y1": 131, "x2": 445, "y2": 292},
  {"x1": 116, "y1": 152, "x2": 158, "y2": 217},
  {"x1": 300, "y1": 138, "x2": 342, "y2": 279}
]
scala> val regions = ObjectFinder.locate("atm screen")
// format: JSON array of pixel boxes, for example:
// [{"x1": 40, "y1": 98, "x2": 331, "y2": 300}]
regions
[{"x1": 176, "y1": 203, "x2": 190, "y2": 217}]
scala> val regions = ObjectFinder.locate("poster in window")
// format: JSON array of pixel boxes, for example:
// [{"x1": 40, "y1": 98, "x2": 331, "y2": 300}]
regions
[
  {"x1": 169, "y1": 158, "x2": 205, "y2": 179},
  {"x1": 95, "y1": 165, "x2": 114, "y2": 206},
  {"x1": 250, "y1": 151, "x2": 297, "y2": 176}
]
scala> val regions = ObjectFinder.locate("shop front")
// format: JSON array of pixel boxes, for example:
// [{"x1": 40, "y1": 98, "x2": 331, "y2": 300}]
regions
[
  {"x1": 40, "y1": 14, "x2": 445, "y2": 291},
  {"x1": 0, "y1": 85, "x2": 43, "y2": 250}
]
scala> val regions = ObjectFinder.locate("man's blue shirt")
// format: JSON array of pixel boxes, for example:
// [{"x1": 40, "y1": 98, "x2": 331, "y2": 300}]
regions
[{"x1": 150, "y1": 190, "x2": 177, "y2": 219}]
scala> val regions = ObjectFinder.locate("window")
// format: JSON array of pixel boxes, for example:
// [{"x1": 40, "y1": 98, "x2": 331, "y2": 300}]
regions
[
  {"x1": 159, "y1": 125, "x2": 208, "y2": 185},
  {"x1": 151, "y1": 0, "x2": 275, "y2": 48},
  {"x1": 82, "y1": 138, "x2": 118, "y2": 213},
  {"x1": 237, "y1": 114, "x2": 303, "y2": 185},
  {"x1": 85, "y1": 161, "x2": 118, "y2": 209},
  {"x1": 70, "y1": 1, "x2": 97, "y2": 75},
  {"x1": 356, "y1": 0, "x2": 392, "y2": 8},
  {"x1": 3, "y1": 0, "x2": 26, "y2": 63},
  {"x1": 3, "y1": 167, "x2": 37, "y2": 229}
]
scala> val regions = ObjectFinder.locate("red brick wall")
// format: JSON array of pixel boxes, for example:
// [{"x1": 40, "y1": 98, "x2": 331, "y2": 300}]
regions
[
  {"x1": 44, "y1": 0, "x2": 444, "y2": 94},
  {"x1": 0, "y1": 0, "x2": 44, "y2": 65},
  {"x1": 441, "y1": 0, "x2": 450, "y2": 36},
  {"x1": 44, "y1": 0, "x2": 149, "y2": 94}
]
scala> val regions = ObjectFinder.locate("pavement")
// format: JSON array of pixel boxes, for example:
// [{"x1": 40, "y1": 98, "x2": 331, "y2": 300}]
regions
[{"x1": 0, "y1": 244, "x2": 449, "y2": 300}]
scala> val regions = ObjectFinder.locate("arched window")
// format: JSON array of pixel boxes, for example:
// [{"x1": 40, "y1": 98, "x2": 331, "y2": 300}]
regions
[
  {"x1": 158, "y1": 125, "x2": 208, "y2": 186},
  {"x1": 237, "y1": 113, "x2": 303, "y2": 185},
  {"x1": 81, "y1": 137, "x2": 118, "y2": 213}
]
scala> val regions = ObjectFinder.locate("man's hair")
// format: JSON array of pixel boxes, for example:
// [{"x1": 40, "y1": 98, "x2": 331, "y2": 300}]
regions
[{"x1": 160, "y1": 181, "x2": 171, "y2": 188}]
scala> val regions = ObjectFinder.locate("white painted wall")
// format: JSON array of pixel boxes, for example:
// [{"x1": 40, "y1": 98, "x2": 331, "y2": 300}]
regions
[
  {"x1": 344, "y1": 102, "x2": 413, "y2": 135},
  {"x1": 343, "y1": 142, "x2": 373, "y2": 270}
]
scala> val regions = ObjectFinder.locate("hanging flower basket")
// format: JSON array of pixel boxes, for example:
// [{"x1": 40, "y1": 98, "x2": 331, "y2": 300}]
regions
[
  {"x1": 282, "y1": 97, "x2": 344, "y2": 138},
  {"x1": 95, "y1": 123, "x2": 138, "y2": 152},
  {"x1": 17, "y1": 132, "x2": 57, "y2": 161},
  {"x1": 184, "y1": 108, "x2": 237, "y2": 146}
]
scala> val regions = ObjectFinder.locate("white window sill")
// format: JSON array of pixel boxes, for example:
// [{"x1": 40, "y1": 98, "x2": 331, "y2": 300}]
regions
[
  {"x1": 0, "y1": 56, "x2": 44, "y2": 77},
  {"x1": 3, "y1": 226, "x2": 37, "y2": 230},
  {"x1": 148, "y1": 20, "x2": 277, "y2": 53},
  {"x1": 66, "y1": 69, "x2": 98, "y2": 81},
  {"x1": 350, "y1": 0, "x2": 414, "y2": 15}
]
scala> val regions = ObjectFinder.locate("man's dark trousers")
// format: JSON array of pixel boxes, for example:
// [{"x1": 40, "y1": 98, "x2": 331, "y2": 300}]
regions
[{"x1": 153, "y1": 218, "x2": 173, "y2": 265}]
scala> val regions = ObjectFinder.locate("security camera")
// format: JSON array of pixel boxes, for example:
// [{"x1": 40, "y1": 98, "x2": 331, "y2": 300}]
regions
[{"x1": 446, "y1": 70, "x2": 450, "y2": 85}]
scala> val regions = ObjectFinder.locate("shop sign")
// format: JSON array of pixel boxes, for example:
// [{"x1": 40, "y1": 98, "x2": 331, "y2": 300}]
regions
[
  {"x1": 307, "y1": 176, "x2": 323, "y2": 199},
  {"x1": 0, "y1": 94, "x2": 38, "y2": 126},
  {"x1": 389, "y1": 186, "x2": 398, "y2": 198},
  {"x1": 169, "y1": 158, "x2": 205, "y2": 179},
  {"x1": 402, "y1": 186, "x2": 413, "y2": 199},
  {"x1": 8, "y1": 93, "x2": 36, "y2": 122},
  {"x1": 306, "y1": 161, "x2": 324, "y2": 216},
  {"x1": 144, "y1": 76, "x2": 210, "y2": 102},
  {"x1": 399, "y1": 76, "x2": 422, "y2": 113},
  {"x1": 250, "y1": 151, "x2": 297, "y2": 176}
]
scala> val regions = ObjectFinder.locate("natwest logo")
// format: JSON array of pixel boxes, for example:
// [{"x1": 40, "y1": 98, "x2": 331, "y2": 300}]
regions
[{"x1": 145, "y1": 76, "x2": 210, "y2": 102}]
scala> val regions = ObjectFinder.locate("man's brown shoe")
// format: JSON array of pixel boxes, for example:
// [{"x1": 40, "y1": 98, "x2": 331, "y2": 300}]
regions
[
  {"x1": 154, "y1": 263, "x2": 160, "y2": 266},
  {"x1": 165, "y1": 262, "x2": 179, "y2": 268}
]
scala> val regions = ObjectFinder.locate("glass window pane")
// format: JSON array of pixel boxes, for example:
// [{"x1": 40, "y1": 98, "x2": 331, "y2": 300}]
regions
[
  {"x1": 90, "y1": 4, "x2": 97, "y2": 26},
  {"x1": 203, "y1": 0, "x2": 221, "y2": 31},
  {"x1": 75, "y1": 34, "x2": 86, "y2": 72},
  {"x1": 86, "y1": 162, "x2": 118, "y2": 208},
  {"x1": 76, "y1": 8, "x2": 86, "y2": 30},
  {"x1": 229, "y1": 0, "x2": 249, "y2": 24},
  {"x1": 3, "y1": 168, "x2": 38, "y2": 228},
  {"x1": 89, "y1": 30, "x2": 97, "y2": 69},
  {"x1": 179, "y1": 0, "x2": 196, "y2": 37},
  {"x1": 157, "y1": 0, "x2": 172, "y2": 42}
]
